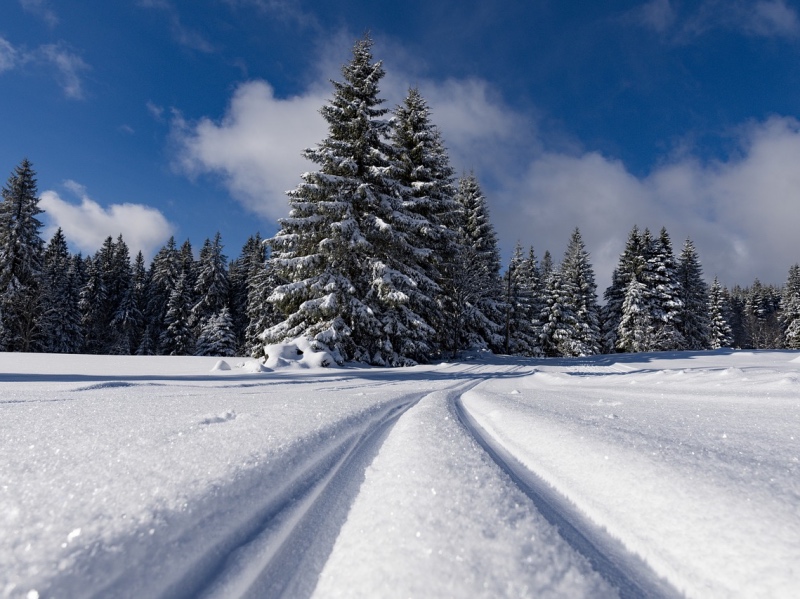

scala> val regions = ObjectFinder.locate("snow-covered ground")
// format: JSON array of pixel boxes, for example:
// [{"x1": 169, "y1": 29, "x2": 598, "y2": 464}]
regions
[{"x1": 2, "y1": 350, "x2": 799, "y2": 598}]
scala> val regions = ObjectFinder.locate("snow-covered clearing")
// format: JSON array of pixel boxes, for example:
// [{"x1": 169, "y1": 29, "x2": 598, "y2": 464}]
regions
[{"x1": 2, "y1": 350, "x2": 799, "y2": 598}]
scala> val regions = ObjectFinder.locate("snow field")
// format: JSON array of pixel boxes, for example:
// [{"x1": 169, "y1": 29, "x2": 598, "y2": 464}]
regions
[{"x1": 460, "y1": 351, "x2": 800, "y2": 598}]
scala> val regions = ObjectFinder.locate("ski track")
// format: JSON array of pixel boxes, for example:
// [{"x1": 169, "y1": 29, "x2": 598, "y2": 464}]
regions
[{"x1": 454, "y1": 395, "x2": 680, "y2": 599}]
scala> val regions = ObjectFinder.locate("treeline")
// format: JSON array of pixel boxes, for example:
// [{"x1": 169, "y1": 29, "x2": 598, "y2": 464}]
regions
[{"x1": 2, "y1": 36, "x2": 800, "y2": 363}]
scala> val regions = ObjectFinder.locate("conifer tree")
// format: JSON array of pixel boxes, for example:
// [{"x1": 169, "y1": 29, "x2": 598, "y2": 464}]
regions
[
  {"x1": 442, "y1": 173, "x2": 504, "y2": 354},
  {"x1": 503, "y1": 243, "x2": 540, "y2": 356},
  {"x1": 40, "y1": 228, "x2": 82, "y2": 353},
  {"x1": 160, "y1": 272, "x2": 194, "y2": 355},
  {"x1": 617, "y1": 275, "x2": 652, "y2": 353},
  {"x1": 266, "y1": 35, "x2": 421, "y2": 365},
  {"x1": 229, "y1": 234, "x2": 266, "y2": 352},
  {"x1": 192, "y1": 232, "x2": 229, "y2": 330},
  {"x1": 781, "y1": 264, "x2": 800, "y2": 349},
  {"x1": 141, "y1": 236, "x2": 179, "y2": 353},
  {"x1": 708, "y1": 276, "x2": 733, "y2": 349},
  {"x1": 79, "y1": 255, "x2": 109, "y2": 353},
  {"x1": 539, "y1": 265, "x2": 577, "y2": 357},
  {"x1": 602, "y1": 226, "x2": 646, "y2": 352},
  {"x1": 643, "y1": 227, "x2": 684, "y2": 351},
  {"x1": 0, "y1": 159, "x2": 45, "y2": 351},
  {"x1": 676, "y1": 238, "x2": 710, "y2": 350},
  {"x1": 196, "y1": 307, "x2": 237, "y2": 357},
  {"x1": 111, "y1": 251, "x2": 147, "y2": 355},
  {"x1": 245, "y1": 249, "x2": 280, "y2": 359},
  {"x1": 559, "y1": 228, "x2": 601, "y2": 356}
]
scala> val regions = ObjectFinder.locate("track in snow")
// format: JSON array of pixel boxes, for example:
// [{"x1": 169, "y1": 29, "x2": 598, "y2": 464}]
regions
[{"x1": 453, "y1": 396, "x2": 682, "y2": 599}]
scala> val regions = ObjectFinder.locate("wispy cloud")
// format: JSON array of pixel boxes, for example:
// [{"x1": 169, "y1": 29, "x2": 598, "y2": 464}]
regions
[
  {"x1": 40, "y1": 182, "x2": 175, "y2": 260},
  {"x1": 38, "y1": 43, "x2": 90, "y2": 99},
  {"x1": 19, "y1": 0, "x2": 58, "y2": 28},
  {"x1": 629, "y1": 0, "x2": 800, "y2": 41},
  {"x1": 137, "y1": 0, "x2": 215, "y2": 53},
  {"x1": 0, "y1": 36, "x2": 89, "y2": 99},
  {"x1": 0, "y1": 37, "x2": 18, "y2": 72},
  {"x1": 223, "y1": 0, "x2": 320, "y2": 29}
]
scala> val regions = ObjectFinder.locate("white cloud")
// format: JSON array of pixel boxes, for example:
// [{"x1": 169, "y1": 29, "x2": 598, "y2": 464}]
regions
[
  {"x1": 0, "y1": 37, "x2": 88, "y2": 98},
  {"x1": 0, "y1": 37, "x2": 19, "y2": 72},
  {"x1": 747, "y1": 0, "x2": 800, "y2": 38},
  {"x1": 636, "y1": 0, "x2": 800, "y2": 41},
  {"x1": 38, "y1": 44, "x2": 90, "y2": 99},
  {"x1": 19, "y1": 0, "x2": 58, "y2": 28},
  {"x1": 172, "y1": 80, "x2": 327, "y2": 220},
  {"x1": 498, "y1": 116, "x2": 800, "y2": 291},
  {"x1": 40, "y1": 184, "x2": 175, "y2": 260}
]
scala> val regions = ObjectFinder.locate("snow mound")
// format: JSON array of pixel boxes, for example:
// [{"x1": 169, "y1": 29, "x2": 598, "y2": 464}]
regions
[
  {"x1": 211, "y1": 360, "x2": 231, "y2": 371},
  {"x1": 236, "y1": 360, "x2": 267, "y2": 373},
  {"x1": 264, "y1": 338, "x2": 335, "y2": 369}
]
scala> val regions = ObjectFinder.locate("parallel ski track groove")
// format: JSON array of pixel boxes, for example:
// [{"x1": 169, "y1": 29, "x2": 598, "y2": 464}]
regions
[{"x1": 453, "y1": 394, "x2": 683, "y2": 599}]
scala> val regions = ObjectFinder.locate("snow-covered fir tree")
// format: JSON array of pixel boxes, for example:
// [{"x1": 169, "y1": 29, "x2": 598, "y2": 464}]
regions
[
  {"x1": 441, "y1": 173, "x2": 504, "y2": 355},
  {"x1": 780, "y1": 264, "x2": 800, "y2": 349},
  {"x1": 228, "y1": 235, "x2": 262, "y2": 350},
  {"x1": 558, "y1": 228, "x2": 601, "y2": 356},
  {"x1": 244, "y1": 246, "x2": 281, "y2": 359},
  {"x1": 192, "y1": 232, "x2": 230, "y2": 331},
  {"x1": 140, "y1": 237, "x2": 180, "y2": 354},
  {"x1": 266, "y1": 36, "x2": 436, "y2": 365},
  {"x1": 617, "y1": 275, "x2": 653, "y2": 353},
  {"x1": 676, "y1": 238, "x2": 710, "y2": 350},
  {"x1": 110, "y1": 251, "x2": 147, "y2": 355},
  {"x1": 539, "y1": 264, "x2": 578, "y2": 358},
  {"x1": 195, "y1": 307, "x2": 237, "y2": 357},
  {"x1": 40, "y1": 228, "x2": 82, "y2": 353},
  {"x1": 385, "y1": 87, "x2": 459, "y2": 361},
  {"x1": 160, "y1": 272, "x2": 195, "y2": 355},
  {"x1": 79, "y1": 254, "x2": 109, "y2": 354},
  {"x1": 643, "y1": 227, "x2": 684, "y2": 351},
  {"x1": 708, "y1": 276, "x2": 733, "y2": 349},
  {"x1": 602, "y1": 226, "x2": 647, "y2": 353},
  {"x1": 0, "y1": 159, "x2": 45, "y2": 351},
  {"x1": 503, "y1": 243, "x2": 541, "y2": 356}
]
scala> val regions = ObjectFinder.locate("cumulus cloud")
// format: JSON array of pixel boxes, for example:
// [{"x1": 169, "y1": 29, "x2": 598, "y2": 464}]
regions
[
  {"x1": 172, "y1": 80, "x2": 327, "y2": 220},
  {"x1": 498, "y1": 116, "x2": 800, "y2": 290},
  {"x1": 40, "y1": 183, "x2": 175, "y2": 260}
]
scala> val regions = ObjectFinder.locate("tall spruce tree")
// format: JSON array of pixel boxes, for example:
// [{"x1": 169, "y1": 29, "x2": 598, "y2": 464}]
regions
[
  {"x1": 643, "y1": 227, "x2": 684, "y2": 351},
  {"x1": 0, "y1": 159, "x2": 45, "y2": 351},
  {"x1": 602, "y1": 226, "x2": 647, "y2": 353},
  {"x1": 229, "y1": 234, "x2": 265, "y2": 352},
  {"x1": 676, "y1": 238, "x2": 710, "y2": 350},
  {"x1": 617, "y1": 275, "x2": 652, "y2": 353},
  {"x1": 192, "y1": 232, "x2": 230, "y2": 331},
  {"x1": 160, "y1": 272, "x2": 194, "y2": 355},
  {"x1": 442, "y1": 173, "x2": 504, "y2": 354},
  {"x1": 559, "y1": 228, "x2": 601, "y2": 356},
  {"x1": 503, "y1": 243, "x2": 540, "y2": 356},
  {"x1": 708, "y1": 277, "x2": 733, "y2": 349},
  {"x1": 266, "y1": 35, "x2": 430, "y2": 365},
  {"x1": 40, "y1": 228, "x2": 82, "y2": 353},
  {"x1": 111, "y1": 251, "x2": 147, "y2": 355},
  {"x1": 781, "y1": 264, "x2": 800, "y2": 349},
  {"x1": 386, "y1": 87, "x2": 458, "y2": 361}
]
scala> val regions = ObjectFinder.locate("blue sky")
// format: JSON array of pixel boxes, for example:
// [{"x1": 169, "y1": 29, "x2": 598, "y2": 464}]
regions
[{"x1": 3, "y1": 0, "x2": 800, "y2": 290}]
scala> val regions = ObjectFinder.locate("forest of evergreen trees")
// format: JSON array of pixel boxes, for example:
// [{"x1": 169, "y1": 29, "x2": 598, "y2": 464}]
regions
[{"x1": 2, "y1": 36, "x2": 800, "y2": 364}]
